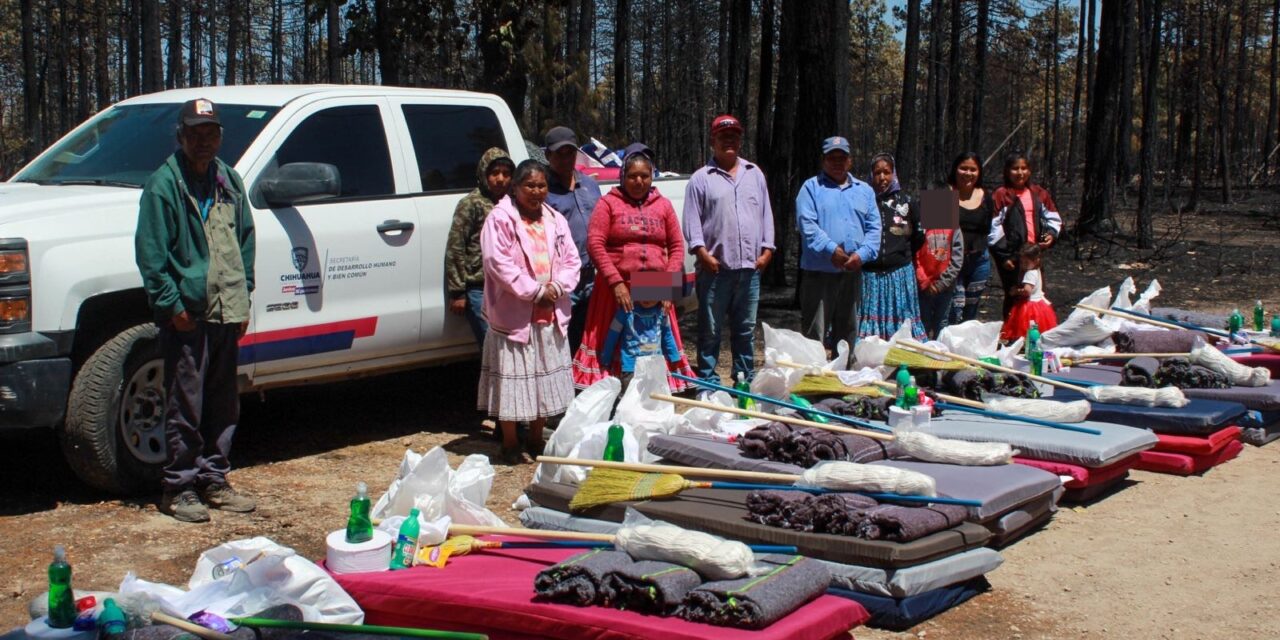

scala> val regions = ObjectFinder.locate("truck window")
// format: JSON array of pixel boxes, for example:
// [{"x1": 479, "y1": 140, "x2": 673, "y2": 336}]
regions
[
  {"x1": 400, "y1": 105, "x2": 506, "y2": 193},
  {"x1": 273, "y1": 105, "x2": 394, "y2": 199}
]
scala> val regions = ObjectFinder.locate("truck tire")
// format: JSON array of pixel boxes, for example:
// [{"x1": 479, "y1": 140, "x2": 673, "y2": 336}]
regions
[{"x1": 61, "y1": 323, "x2": 166, "y2": 494}]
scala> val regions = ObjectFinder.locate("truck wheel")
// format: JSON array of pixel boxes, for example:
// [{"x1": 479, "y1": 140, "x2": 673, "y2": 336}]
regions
[{"x1": 61, "y1": 323, "x2": 166, "y2": 494}]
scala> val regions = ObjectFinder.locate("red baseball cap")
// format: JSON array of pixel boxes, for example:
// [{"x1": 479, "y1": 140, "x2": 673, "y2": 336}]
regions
[{"x1": 710, "y1": 114, "x2": 743, "y2": 136}]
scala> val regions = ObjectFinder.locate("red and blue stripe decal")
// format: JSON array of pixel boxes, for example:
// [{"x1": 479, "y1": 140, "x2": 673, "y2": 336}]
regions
[{"x1": 238, "y1": 317, "x2": 378, "y2": 365}]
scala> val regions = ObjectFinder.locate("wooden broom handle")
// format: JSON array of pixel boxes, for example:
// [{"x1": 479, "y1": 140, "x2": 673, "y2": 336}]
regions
[
  {"x1": 652, "y1": 393, "x2": 895, "y2": 442},
  {"x1": 449, "y1": 524, "x2": 615, "y2": 542},
  {"x1": 152, "y1": 612, "x2": 235, "y2": 640},
  {"x1": 536, "y1": 456, "x2": 801, "y2": 483},
  {"x1": 1075, "y1": 303, "x2": 1186, "y2": 331},
  {"x1": 896, "y1": 340, "x2": 1090, "y2": 393}
]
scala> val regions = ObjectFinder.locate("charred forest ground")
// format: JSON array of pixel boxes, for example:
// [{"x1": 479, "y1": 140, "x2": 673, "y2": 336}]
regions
[{"x1": 0, "y1": 186, "x2": 1277, "y2": 639}]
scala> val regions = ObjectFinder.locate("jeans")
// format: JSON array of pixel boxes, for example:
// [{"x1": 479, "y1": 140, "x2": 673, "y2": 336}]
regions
[
  {"x1": 568, "y1": 268, "x2": 594, "y2": 355},
  {"x1": 919, "y1": 287, "x2": 955, "y2": 339},
  {"x1": 695, "y1": 268, "x2": 760, "y2": 383},
  {"x1": 161, "y1": 321, "x2": 240, "y2": 492},
  {"x1": 951, "y1": 251, "x2": 992, "y2": 325},
  {"x1": 463, "y1": 287, "x2": 488, "y2": 346},
  {"x1": 798, "y1": 269, "x2": 861, "y2": 351}
]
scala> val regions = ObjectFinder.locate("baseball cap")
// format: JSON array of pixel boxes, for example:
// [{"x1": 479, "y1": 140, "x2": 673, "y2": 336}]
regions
[
  {"x1": 710, "y1": 114, "x2": 743, "y2": 136},
  {"x1": 545, "y1": 126, "x2": 579, "y2": 152},
  {"x1": 623, "y1": 142, "x2": 655, "y2": 161},
  {"x1": 179, "y1": 98, "x2": 221, "y2": 127},
  {"x1": 822, "y1": 136, "x2": 850, "y2": 155}
]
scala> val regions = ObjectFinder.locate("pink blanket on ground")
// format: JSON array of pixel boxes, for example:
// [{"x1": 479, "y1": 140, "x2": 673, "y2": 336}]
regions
[{"x1": 327, "y1": 537, "x2": 869, "y2": 640}]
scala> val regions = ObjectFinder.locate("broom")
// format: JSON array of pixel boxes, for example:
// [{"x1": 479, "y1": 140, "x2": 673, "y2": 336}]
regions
[
  {"x1": 884, "y1": 346, "x2": 969, "y2": 370},
  {"x1": 443, "y1": 524, "x2": 798, "y2": 554},
  {"x1": 670, "y1": 373, "x2": 893, "y2": 433},
  {"x1": 653, "y1": 392, "x2": 895, "y2": 442},
  {"x1": 788, "y1": 374, "x2": 886, "y2": 398},
  {"x1": 537, "y1": 458, "x2": 982, "y2": 510}
]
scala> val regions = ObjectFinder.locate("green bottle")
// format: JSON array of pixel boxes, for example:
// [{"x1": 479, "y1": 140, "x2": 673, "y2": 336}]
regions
[
  {"x1": 788, "y1": 394, "x2": 829, "y2": 423},
  {"x1": 47, "y1": 545, "x2": 76, "y2": 629},
  {"x1": 345, "y1": 481, "x2": 373, "y2": 544},
  {"x1": 904, "y1": 376, "x2": 920, "y2": 409},
  {"x1": 1229, "y1": 308, "x2": 1243, "y2": 335},
  {"x1": 895, "y1": 364, "x2": 910, "y2": 389},
  {"x1": 734, "y1": 372, "x2": 755, "y2": 417},
  {"x1": 98, "y1": 598, "x2": 127, "y2": 639},
  {"x1": 1272, "y1": 313, "x2": 1280, "y2": 338},
  {"x1": 1255, "y1": 300, "x2": 1266, "y2": 332},
  {"x1": 602, "y1": 423, "x2": 626, "y2": 462},
  {"x1": 389, "y1": 508, "x2": 421, "y2": 570},
  {"x1": 1026, "y1": 320, "x2": 1043, "y2": 377}
]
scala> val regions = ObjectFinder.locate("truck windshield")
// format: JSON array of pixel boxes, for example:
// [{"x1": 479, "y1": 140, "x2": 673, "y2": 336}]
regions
[{"x1": 12, "y1": 103, "x2": 279, "y2": 188}]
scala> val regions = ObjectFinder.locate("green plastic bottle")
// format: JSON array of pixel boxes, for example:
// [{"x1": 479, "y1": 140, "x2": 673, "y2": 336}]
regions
[
  {"x1": 1255, "y1": 300, "x2": 1266, "y2": 332},
  {"x1": 389, "y1": 508, "x2": 421, "y2": 570},
  {"x1": 895, "y1": 364, "x2": 910, "y2": 389},
  {"x1": 1026, "y1": 320, "x2": 1043, "y2": 376},
  {"x1": 47, "y1": 545, "x2": 76, "y2": 629},
  {"x1": 345, "y1": 481, "x2": 373, "y2": 544},
  {"x1": 788, "y1": 394, "x2": 829, "y2": 423},
  {"x1": 98, "y1": 598, "x2": 127, "y2": 640},
  {"x1": 602, "y1": 423, "x2": 626, "y2": 462},
  {"x1": 1229, "y1": 308, "x2": 1244, "y2": 335},
  {"x1": 904, "y1": 376, "x2": 920, "y2": 409},
  {"x1": 734, "y1": 372, "x2": 755, "y2": 416}
]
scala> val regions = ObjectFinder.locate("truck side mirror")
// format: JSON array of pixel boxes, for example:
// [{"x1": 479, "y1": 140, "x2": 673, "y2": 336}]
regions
[{"x1": 257, "y1": 162, "x2": 342, "y2": 207}]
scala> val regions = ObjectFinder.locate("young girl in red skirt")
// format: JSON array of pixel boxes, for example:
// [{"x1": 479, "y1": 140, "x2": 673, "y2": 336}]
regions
[{"x1": 1000, "y1": 244, "x2": 1057, "y2": 341}]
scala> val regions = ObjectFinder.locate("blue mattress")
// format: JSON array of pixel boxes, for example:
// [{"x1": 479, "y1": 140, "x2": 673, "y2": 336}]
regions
[
  {"x1": 1049, "y1": 388, "x2": 1248, "y2": 436},
  {"x1": 827, "y1": 577, "x2": 991, "y2": 631}
]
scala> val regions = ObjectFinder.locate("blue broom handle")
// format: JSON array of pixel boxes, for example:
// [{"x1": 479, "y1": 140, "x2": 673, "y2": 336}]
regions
[
  {"x1": 706, "y1": 480, "x2": 983, "y2": 507},
  {"x1": 935, "y1": 401, "x2": 1103, "y2": 435},
  {"x1": 747, "y1": 545, "x2": 801, "y2": 553},
  {"x1": 671, "y1": 373, "x2": 891, "y2": 433}
]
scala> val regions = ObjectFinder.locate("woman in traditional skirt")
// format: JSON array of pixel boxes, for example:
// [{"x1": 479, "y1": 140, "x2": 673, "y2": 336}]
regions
[
  {"x1": 858, "y1": 153, "x2": 927, "y2": 341},
  {"x1": 478, "y1": 160, "x2": 581, "y2": 464},
  {"x1": 572, "y1": 152, "x2": 697, "y2": 392}
]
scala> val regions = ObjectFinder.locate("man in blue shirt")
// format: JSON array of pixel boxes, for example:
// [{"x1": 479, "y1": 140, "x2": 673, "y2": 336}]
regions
[
  {"x1": 795, "y1": 136, "x2": 881, "y2": 351},
  {"x1": 544, "y1": 126, "x2": 601, "y2": 354}
]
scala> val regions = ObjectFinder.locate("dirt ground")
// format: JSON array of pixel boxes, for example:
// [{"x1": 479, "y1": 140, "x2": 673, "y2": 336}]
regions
[{"x1": 1, "y1": 188, "x2": 1278, "y2": 638}]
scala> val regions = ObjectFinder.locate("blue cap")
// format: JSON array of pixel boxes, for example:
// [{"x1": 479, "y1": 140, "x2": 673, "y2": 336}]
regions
[{"x1": 822, "y1": 136, "x2": 850, "y2": 155}]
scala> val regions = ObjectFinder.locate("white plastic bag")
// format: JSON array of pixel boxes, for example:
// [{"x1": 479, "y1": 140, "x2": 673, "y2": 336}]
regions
[
  {"x1": 1131, "y1": 279, "x2": 1162, "y2": 314},
  {"x1": 761, "y1": 322, "x2": 828, "y2": 368},
  {"x1": 937, "y1": 320, "x2": 1004, "y2": 361},
  {"x1": 675, "y1": 389, "x2": 770, "y2": 436},
  {"x1": 544, "y1": 420, "x2": 642, "y2": 484},
  {"x1": 1109, "y1": 277, "x2": 1136, "y2": 311},
  {"x1": 532, "y1": 376, "x2": 621, "y2": 486},
  {"x1": 614, "y1": 355, "x2": 686, "y2": 461},
  {"x1": 371, "y1": 446, "x2": 505, "y2": 528}
]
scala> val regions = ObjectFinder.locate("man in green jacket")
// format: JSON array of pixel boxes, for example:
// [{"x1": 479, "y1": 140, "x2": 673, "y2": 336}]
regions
[
  {"x1": 135, "y1": 98, "x2": 256, "y2": 523},
  {"x1": 444, "y1": 147, "x2": 513, "y2": 345}
]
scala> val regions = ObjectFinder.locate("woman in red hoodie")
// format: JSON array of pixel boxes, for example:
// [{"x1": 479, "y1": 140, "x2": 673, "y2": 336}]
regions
[{"x1": 572, "y1": 152, "x2": 697, "y2": 390}]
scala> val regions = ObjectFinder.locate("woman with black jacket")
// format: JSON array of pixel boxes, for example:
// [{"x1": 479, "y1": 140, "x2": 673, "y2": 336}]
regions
[{"x1": 858, "y1": 153, "x2": 927, "y2": 341}]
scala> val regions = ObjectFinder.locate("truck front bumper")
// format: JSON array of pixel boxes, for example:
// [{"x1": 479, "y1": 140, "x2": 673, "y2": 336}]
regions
[{"x1": 0, "y1": 332, "x2": 74, "y2": 429}]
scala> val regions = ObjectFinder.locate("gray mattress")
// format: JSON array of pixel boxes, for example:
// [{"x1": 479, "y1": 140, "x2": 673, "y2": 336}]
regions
[
  {"x1": 647, "y1": 434, "x2": 1062, "y2": 522},
  {"x1": 517, "y1": 506, "x2": 1004, "y2": 599},
  {"x1": 1061, "y1": 364, "x2": 1280, "y2": 411},
  {"x1": 914, "y1": 413, "x2": 1157, "y2": 468}
]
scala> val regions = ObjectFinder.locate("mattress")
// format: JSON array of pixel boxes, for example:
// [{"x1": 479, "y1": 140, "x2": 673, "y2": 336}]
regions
[
  {"x1": 328, "y1": 539, "x2": 868, "y2": 639},
  {"x1": 517, "y1": 506, "x2": 1003, "y2": 600},
  {"x1": 1241, "y1": 422, "x2": 1280, "y2": 446},
  {"x1": 917, "y1": 413, "x2": 1157, "y2": 468},
  {"x1": 646, "y1": 434, "x2": 1063, "y2": 523},
  {"x1": 1013, "y1": 455, "x2": 1137, "y2": 490},
  {"x1": 987, "y1": 487, "x2": 1062, "y2": 548},
  {"x1": 524, "y1": 481, "x2": 992, "y2": 568},
  {"x1": 1061, "y1": 472, "x2": 1131, "y2": 502},
  {"x1": 1135, "y1": 440, "x2": 1245, "y2": 475},
  {"x1": 1060, "y1": 365, "x2": 1280, "y2": 411},
  {"x1": 1233, "y1": 353, "x2": 1280, "y2": 377},
  {"x1": 1151, "y1": 426, "x2": 1241, "y2": 455},
  {"x1": 989, "y1": 506, "x2": 1055, "y2": 548},
  {"x1": 1048, "y1": 388, "x2": 1247, "y2": 436},
  {"x1": 827, "y1": 577, "x2": 991, "y2": 631}
]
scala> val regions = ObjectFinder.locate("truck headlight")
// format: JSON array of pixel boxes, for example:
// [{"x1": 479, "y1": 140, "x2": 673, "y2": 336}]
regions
[
  {"x1": 0, "y1": 240, "x2": 29, "y2": 285},
  {"x1": 0, "y1": 294, "x2": 31, "y2": 333}
]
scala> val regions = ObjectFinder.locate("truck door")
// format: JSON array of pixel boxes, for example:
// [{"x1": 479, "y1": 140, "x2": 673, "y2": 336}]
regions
[{"x1": 245, "y1": 98, "x2": 422, "y2": 378}]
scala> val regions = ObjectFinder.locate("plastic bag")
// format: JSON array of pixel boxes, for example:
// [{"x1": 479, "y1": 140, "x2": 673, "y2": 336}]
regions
[
  {"x1": 761, "y1": 322, "x2": 827, "y2": 368},
  {"x1": 937, "y1": 320, "x2": 1003, "y2": 361},
  {"x1": 1109, "y1": 277, "x2": 1136, "y2": 311},
  {"x1": 532, "y1": 376, "x2": 621, "y2": 486},
  {"x1": 370, "y1": 446, "x2": 505, "y2": 528},
  {"x1": 614, "y1": 355, "x2": 687, "y2": 462},
  {"x1": 1131, "y1": 279, "x2": 1162, "y2": 314},
  {"x1": 675, "y1": 389, "x2": 770, "y2": 436},
  {"x1": 542, "y1": 420, "x2": 642, "y2": 484}
]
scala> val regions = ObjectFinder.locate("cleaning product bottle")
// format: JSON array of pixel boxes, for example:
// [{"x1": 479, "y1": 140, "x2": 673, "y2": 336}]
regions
[
  {"x1": 345, "y1": 481, "x2": 373, "y2": 544},
  {"x1": 1255, "y1": 300, "x2": 1266, "y2": 332},
  {"x1": 1026, "y1": 320, "x2": 1043, "y2": 377},
  {"x1": 98, "y1": 598, "x2": 127, "y2": 640},
  {"x1": 904, "y1": 376, "x2": 920, "y2": 409},
  {"x1": 734, "y1": 372, "x2": 755, "y2": 414},
  {"x1": 895, "y1": 364, "x2": 910, "y2": 389},
  {"x1": 1272, "y1": 313, "x2": 1280, "y2": 338},
  {"x1": 47, "y1": 545, "x2": 76, "y2": 629},
  {"x1": 389, "y1": 508, "x2": 421, "y2": 570},
  {"x1": 788, "y1": 394, "x2": 829, "y2": 423},
  {"x1": 1229, "y1": 308, "x2": 1244, "y2": 336},
  {"x1": 602, "y1": 423, "x2": 626, "y2": 462}
]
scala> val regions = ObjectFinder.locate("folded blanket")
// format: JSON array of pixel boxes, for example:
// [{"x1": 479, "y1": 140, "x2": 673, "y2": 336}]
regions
[
  {"x1": 745, "y1": 490, "x2": 813, "y2": 529},
  {"x1": 798, "y1": 429, "x2": 849, "y2": 467},
  {"x1": 602, "y1": 560, "x2": 703, "y2": 615},
  {"x1": 678, "y1": 555, "x2": 833, "y2": 629},
  {"x1": 809, "y1": 493, "x2": 878, "y2": 536},
  {"x1": 942, "y1": 369, "x2": 1039, "y2": 401},
  {"x1": 1121, "y1": 356, "x2": 1159, "y2": 387},
  {"x1": 1113, "y1": 329, "x2": 1214, "y2": 353},
  {"x1": 1123, "y1": 357, "x2": 1230, "y2": 389},
  {"x1": 855, "y1": 504, "x2": 971, "y2": 542},
  {"x1": 124, "y1": 605, "x2": 304, "y2": 640},
  {"x1": 738, "y1": 422, "x2": 793, "y2": 459},
  {"x1": 534, "y1": 549, "x2": 636, "y2": 606},
  {"x1": 820, "y1": 395, "x2": 894, "y2": 421}
]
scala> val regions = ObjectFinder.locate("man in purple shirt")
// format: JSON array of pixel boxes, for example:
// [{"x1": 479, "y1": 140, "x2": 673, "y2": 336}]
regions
[
  {"x1": 544, "y1": 126, "x2": 602, "y2": 354},
  {"x1": 682, "y1": 114, "x2": 775, "y2": 385}
]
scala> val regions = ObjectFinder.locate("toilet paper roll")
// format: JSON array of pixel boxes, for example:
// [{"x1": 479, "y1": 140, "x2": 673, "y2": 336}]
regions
[
  {"x1": 25, "y1": 617, "x2": 95, "y2": 640},
  {"x1": 326, "y1": 528, "x2": 392, "y2": 574}
]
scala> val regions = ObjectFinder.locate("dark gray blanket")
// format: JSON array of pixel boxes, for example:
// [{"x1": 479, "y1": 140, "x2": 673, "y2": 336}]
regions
[
  {"x1": 1122, "y1": 356, "x2": 1230, "y2": 389},
  {"x1": 601, "y1": 560, "x2": 703, "y2": 614},
  {"x1": 941, "y1": 369, "x2": 1040, "y2": 401},
  {"x1": 678, "y1": 555, "x2": 832, "y2": 630},
  {"x1": 745, "y1": 490, "x2": 814, "y2": 530},
  {"x1": 123, "y1": 605, "x2": 306, "y2": 640},
  {"x1": 738, "y1": 421, "x2": 892, "y2": 467},
  {"x1": 1113, "y1": 329, "x2": 1217, "y2": 353},
  {"x1": 809, "y1": 493, "x2": 878, "y2": 536},
  {"x1": 534, "y1": 549, "x2": 636, "y2": 606},
  {"x1": 855, "y1": 504, "x2": 972, "y2": 543}
]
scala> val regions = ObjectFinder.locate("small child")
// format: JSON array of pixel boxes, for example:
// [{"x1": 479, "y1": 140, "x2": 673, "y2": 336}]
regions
[
  {"x1": 999, "y1": 244, "x2": 1057, "y2": 341},
  {"x1": 600, "y1": 299, "x2": 683, "y2": 392}
]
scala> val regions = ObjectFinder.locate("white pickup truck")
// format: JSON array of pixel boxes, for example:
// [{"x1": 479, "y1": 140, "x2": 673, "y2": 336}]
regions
[{"x1": 2, "y1": 85, "x2": 693, "y2": 494}]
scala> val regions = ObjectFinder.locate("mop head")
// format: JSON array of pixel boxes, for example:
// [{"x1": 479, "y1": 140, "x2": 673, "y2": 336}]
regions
[
  {"x1": 797, "y1": 461, "x2": 936, "y2": 496},
  {"x1": 1084, "y1": 384, "x2": 1189, "y2": 408},
  {"x1": 885, "y1": 347, "x2": 968, "y2": 370},
  {"x1": 788, "y1": 375, "x2": 884, "y2": 398},
  {"x1": 1190, "y1": 342, "x2": 1271, "y2": 387},
  {"x1": 569, "y1": 469, "x2": 689, "y2": 512},
  {"x1": 893, "y1": 430, "x2": 1013, "y2": 466},
  {"x1": 615, "y1": 523, "x2": 755, "y2": 580},
  {"x1": 983, "y1": 394, "x2": 1092, "y2": 423}
]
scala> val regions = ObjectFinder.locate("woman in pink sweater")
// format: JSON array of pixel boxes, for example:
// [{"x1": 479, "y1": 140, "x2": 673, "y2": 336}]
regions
[{"x1": 572, "y1": 153, "x2": 696, "y2": 390}]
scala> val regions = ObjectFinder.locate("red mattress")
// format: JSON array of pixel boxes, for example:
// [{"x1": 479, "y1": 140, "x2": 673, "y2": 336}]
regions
[
  {"x1": 1135, "y1": 440, "x2": 1244, "y2": 475},
  {"x1": 327, "y1": 537, "x2": 869, "y2": 640},
  {"x1": 1233, "y1": 353, "x2": 1280, "y2": 377},
  {"x1": 1151, "y1": 426, "x2": 1241, "y2": 455},
  {"x1": 1013, "y1": 455, "x2": 1138, "y2": 489}
]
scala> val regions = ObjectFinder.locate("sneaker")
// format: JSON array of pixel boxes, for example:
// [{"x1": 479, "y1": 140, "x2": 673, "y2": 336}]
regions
[
  {"x1": 200, "y1": 483, "x2": 257, "y2": 512},
  {"x1": 159, "y1": 489, "x2": 210, "y2": 523}
]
